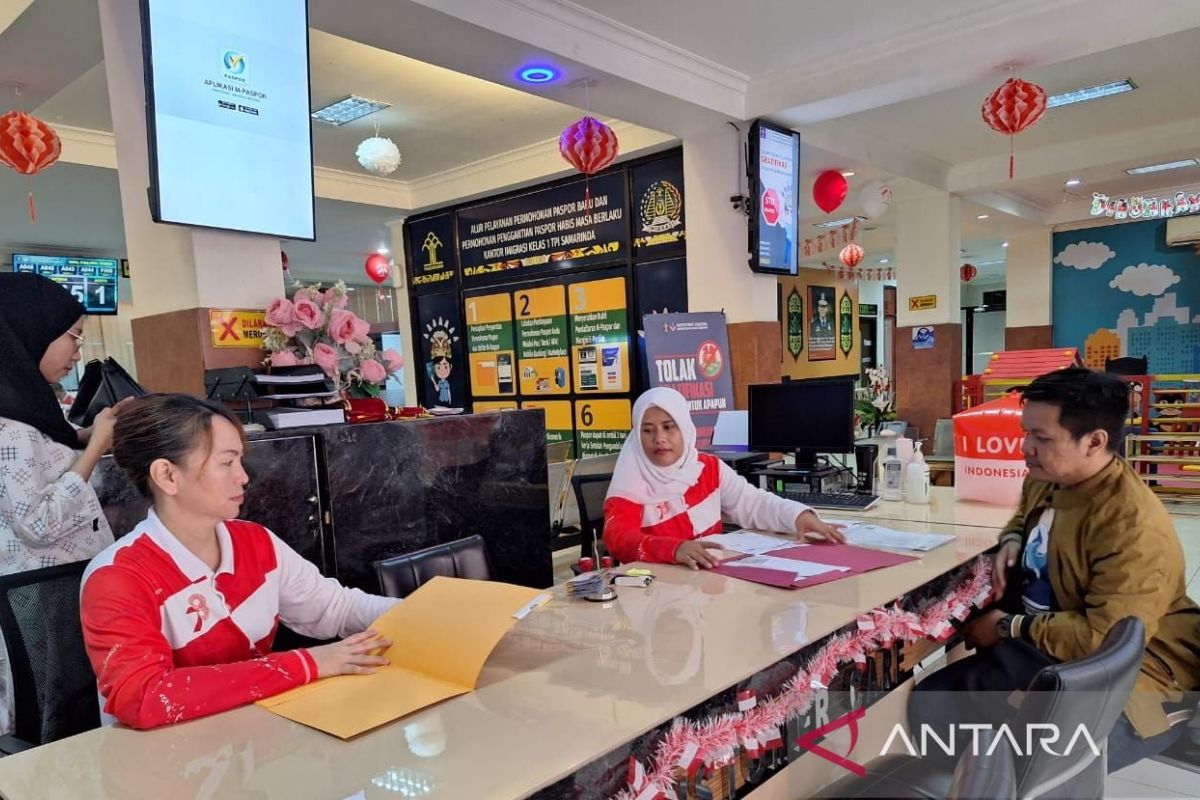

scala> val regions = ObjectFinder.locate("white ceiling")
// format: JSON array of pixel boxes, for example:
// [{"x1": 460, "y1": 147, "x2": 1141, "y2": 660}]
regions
[{"x1": 5, "y1": 0, "x2": 1200, "y2": 293}]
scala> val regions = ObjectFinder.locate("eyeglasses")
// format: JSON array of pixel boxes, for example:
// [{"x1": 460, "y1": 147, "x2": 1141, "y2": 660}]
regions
[{"x1": 67, "y1": 330, "x2": 85, "y2": 349}]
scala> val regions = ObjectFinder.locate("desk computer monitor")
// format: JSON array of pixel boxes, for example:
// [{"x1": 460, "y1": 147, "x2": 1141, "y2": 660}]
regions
[{"x1": 748, "y1": 378, "x2": 856, "y2": 471}]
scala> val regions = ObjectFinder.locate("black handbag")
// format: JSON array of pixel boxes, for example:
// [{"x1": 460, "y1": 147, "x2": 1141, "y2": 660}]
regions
[{"x1": 67, "y1": 358, "x2": 149, "y2": 428}]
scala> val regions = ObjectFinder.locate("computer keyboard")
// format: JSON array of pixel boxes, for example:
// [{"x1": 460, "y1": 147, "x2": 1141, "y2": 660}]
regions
[{"x1": 778, "y1": 491, "x2": 880, "y2": 511}]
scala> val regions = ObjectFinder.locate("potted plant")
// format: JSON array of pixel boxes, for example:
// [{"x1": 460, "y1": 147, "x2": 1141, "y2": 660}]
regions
[{"x1": 262, "y1": 281, "x2": 404, "y2": 421}]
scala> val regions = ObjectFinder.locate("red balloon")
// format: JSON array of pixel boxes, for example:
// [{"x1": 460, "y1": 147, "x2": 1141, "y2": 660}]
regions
[
  {"x1": 364, "y1": 253, "x2": 390, "y2": 284},
  {"x1": 981, "y1": 78, "x2": 1046, "y2": 178},
  {"x1": 961, "y1": 263, "x2": 978, "y2": 283},
  {"x1": 813, "y1": 170, "x2": 848, "y2": 214},
  {"x1": 559, "y1": 116, "x2": 619, "y2": 175},
  {"x1": 839, "y1": 243, "x2": 864, "y2": 269}
]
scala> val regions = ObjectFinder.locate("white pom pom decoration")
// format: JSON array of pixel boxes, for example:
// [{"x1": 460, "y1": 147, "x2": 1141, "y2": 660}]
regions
[{"x1": 355, "y1": 136, "x2": 402, "y2": 176}]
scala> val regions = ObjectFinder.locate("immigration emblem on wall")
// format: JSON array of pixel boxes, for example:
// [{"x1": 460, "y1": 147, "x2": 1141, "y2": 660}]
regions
[
  {"x1": 838, "y1": 291, "x2": 854, "y2": 357},
  {"x1": 786, "y1": 287, "x2": 804, "y2": 359}
]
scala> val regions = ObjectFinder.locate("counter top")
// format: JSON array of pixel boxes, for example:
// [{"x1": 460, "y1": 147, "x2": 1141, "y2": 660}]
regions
[
  {"x1": 833, "y1": 486, "x2": 1017, "y2": 530},
  {"x1": 0, "y1": 516, "x2": 997, "y2": 800}
]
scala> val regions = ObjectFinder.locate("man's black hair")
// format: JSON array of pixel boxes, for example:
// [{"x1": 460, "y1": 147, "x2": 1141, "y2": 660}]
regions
[{"x1": 1021, "y1": 367, "x2": 1129, "y2": 453}]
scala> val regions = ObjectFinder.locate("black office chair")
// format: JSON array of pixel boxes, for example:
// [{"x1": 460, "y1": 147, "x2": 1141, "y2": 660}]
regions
[
  {"x1": 822, "y1": 617, "x2": 1144, "y2": 799},
  {"x1": 571, "y1": 473, "x2": 612, "y2": 561},
  {"x1": 374, "y1": 535, "x2": 492, "y2": 599},
  {"x1": 0, "y1": 561, "x2": 100, "y2": 754},
  {"x1": 1105, "y1": 356, "x2": 1148, "y2": 376}
]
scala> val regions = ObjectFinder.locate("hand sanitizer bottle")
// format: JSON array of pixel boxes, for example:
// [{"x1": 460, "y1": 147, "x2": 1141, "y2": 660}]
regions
[
  {"x1": 882, "y1": 443, "x2": 904, "y2": 501},
  {"x1": 905, "y1": 441, "x2": 931, "y2": 504}
]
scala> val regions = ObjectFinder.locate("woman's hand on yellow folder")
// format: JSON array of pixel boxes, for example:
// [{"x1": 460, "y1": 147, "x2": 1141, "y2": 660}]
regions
[{"x1": 307, "y1": 629, "x2": 392, "y2": 678}]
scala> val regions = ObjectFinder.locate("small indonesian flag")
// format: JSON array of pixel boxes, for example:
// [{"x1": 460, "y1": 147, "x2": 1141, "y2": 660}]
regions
[
  {"x1": 628, "y1": 757, "x2": 646, "y2": 790},
  {"x1": 930, "y1": 620, "x2": 953, "y2": 640},
  {"x1": 856, "y1": 616, "x2": 876, "y2": 631},
  {"x1": 951, "y1": 603, "x2": 968, "y2": 620},
  {"x1": 762, "y1": 728, "x2": 784, "y2": 749},
  {"x1": 737, "y1": 689, "x2": 757, "y2": 711},
  {"x1": 742, "y1": 734, "x2": 761, "y2": 758},
  {"x1": 853, "y1": 651, "x2": 868, "y2": 671},
  {"x1": 634, "y1": 782, "x2": 670, "y2": 800},
  {"x1": 675, "y1": 741, "x2": 703, "y2": 778}
]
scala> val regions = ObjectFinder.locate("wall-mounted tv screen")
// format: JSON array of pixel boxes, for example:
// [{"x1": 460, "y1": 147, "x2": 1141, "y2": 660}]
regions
[
  {"x1": 140, "y1": 0, "x2": 315, "y2": 240},
  {"x1": 747, "y1": 119, "x2": 799, "y2": 275},
  {"x1": 14, "y1": 254, "x2": 119, "y2": 315}
]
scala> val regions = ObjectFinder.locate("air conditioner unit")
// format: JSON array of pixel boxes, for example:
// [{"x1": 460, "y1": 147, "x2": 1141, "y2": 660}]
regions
[{"x1": 1166, "y1": 215, "x2": 1200, "y2": 246}]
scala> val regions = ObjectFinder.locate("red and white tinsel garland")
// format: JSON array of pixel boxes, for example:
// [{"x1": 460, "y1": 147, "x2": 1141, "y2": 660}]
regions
[{"x1": 615, "y1": 557, "x2": 993, "y2": 800}]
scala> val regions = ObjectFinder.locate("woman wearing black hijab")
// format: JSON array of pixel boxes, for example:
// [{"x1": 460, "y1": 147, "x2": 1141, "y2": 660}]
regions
[
  {"x1": 0, "y1": 272, "x2": 122, "y2": 569},
  {"x1": 0, "y1": 273, "x2": 125, "y2": 732}
]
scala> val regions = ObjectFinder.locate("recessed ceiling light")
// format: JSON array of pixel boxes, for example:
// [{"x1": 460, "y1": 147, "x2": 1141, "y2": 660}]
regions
[
  {"x1": 1002, "y1": 241, "x2": 1009, "y2": 248},
  {"x1": 1125, "y1": 158, "x2": 1199, "y2": 175},
  {"x1": 517, "y1": 65, "x2": 560, "y2": 84},
  {"x1": 815, "y1": 215, "x2": 867, "y2": 228},
  {"x1": 1046, "y1": 78, "x2": 1136, "y2": 109},
  {"x1": 841, "y1": 171, "x2": 856, "y2": 177},
  {"x1": 880, "y1": 258, "x2": 890, "y2": 264},
  {"x1": 377, "y1": 247, "x2": 389, "y2": 255},
  {"x1": 976, "y1": 214, "x2": 990, "y2": 220},
  {"x1": 1065, "y1": 178, "x2": 1082, "y2": 187},
  {"x1": 311, "y1": 96, "x2": 390, "y2": 126}
]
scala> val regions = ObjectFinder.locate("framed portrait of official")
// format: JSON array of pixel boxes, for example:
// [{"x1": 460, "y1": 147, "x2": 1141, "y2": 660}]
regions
[{"x1": 807, "y1": 285, "x2": 836, "y2": 361}]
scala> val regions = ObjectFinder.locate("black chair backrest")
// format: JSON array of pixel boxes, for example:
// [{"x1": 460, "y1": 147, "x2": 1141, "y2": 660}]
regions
[
  {"x1": 1013, "y1": 616, "x2": 1145, "y2": 797},
  {"x1": 0, "y1": 561, "x2": 100, "y2": 746},
  {"x1": 948, "y1": 728, "x2": 1017, "y2": 799},
  {"x1": 374, "y1": 535, "x2": 492, "y2": 599},
  {"x1": 571, "y1": 473, "x2": 612, "y2": 559},
  {"x1": 1105, "y1": 356, "x2": 1148, "y2": 376}
]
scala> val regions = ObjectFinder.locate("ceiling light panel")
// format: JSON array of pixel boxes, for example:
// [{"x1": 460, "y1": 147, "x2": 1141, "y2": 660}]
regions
[
  {"x1": 1046, "y1": 79, "x2": 1136, "y2": 109},
  {"x1": 1125, "y1": 158, "x2": 1199, "y2": 175},
  {"x1": 312, "y1": 96, "x2": 391, "y2": 126}
]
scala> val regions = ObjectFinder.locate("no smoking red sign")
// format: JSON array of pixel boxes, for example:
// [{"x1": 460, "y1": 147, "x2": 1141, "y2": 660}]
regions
[{"x1": 761, "y1": 188, "x2": 780, "y2": 225}]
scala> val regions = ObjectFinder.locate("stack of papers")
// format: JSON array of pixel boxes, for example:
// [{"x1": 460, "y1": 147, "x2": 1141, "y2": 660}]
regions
[
  {"x1": 564, "y1": 571, "x2": 604, "y2": 597},
  {"x1": 734, "y1": 554, "x2": 848, "y2": 580},
  {"x1": 828, "y1": 522, "x2": 955, "y2": 552},
  {"x1": 701, "y1": 531, "x2": 794, "y2": 556}
]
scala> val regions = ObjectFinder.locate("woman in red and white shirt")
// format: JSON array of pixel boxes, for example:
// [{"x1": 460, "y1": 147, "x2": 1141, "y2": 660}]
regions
[
  {"x1": 81, "y1": 394, "x2": 399, "y2": 730},
  {"x1": 603, "y1": 387, "x2": 844, "y2": 569}
]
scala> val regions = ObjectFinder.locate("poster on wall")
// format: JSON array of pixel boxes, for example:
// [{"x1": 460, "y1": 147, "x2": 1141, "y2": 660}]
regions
[
  {"x1": 415, "y1": 293, "x2": 466, "y2": 409},
  {"x1": 569, "y1": 276, "x2": 630, "y2": 393},
  {"x1": 912, "y1": 326, "x2": 935, "y2": 350},
  {"x1": 464, "y1": 292, "x2": 516, "y2": 396},
  {"x1": 838, "y1": 292, "x2": 854, "y2": 357},
  {"x1": 456, "y1": 171, "x2": 628, "y2": 286},
  {"x1": 642, "y1": 312, "x2": 735, "y2": 449},
  {"x1": 406, "y1": 213, "x2": 457, "y2": 293},
  {"x1": 521, "y1": 400, "x2": 575, "y2": 457},
  {"x1": 575, "y1": 399, "x2": 632, "y2": 458},
  {"x1": 785, "y1": 287, "x2": 804, "y2": 360},
  {"x1": 807, "y1": 285, "x2": 836, "y2": 361},
  {"x1": 514, "y1": 285, "x2": 570, "y2": 395},
  {"x1": 632, "y1": 156, "x2": 685, "y2": 254}
]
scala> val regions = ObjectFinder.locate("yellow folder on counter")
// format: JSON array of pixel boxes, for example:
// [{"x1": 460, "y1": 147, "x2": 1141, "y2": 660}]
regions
[{"x1": 257, "y1": 576, "x2": 545, "y2": 739}]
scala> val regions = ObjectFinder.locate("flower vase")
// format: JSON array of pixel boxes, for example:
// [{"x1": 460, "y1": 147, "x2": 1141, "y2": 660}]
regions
[{"x1": 341, "y1": 392, "x2": 390, "y2": 424}]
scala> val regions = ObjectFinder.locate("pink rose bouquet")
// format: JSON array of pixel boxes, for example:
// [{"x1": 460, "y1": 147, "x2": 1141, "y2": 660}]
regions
[{"x1": 261, "y1": 280, "x2": 402, "y2": 398}]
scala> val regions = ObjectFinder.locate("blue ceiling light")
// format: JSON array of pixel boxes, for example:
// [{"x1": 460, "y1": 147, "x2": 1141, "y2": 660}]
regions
[{"x1": 517, "y1": 65, "x2": 560, "y2": 84}]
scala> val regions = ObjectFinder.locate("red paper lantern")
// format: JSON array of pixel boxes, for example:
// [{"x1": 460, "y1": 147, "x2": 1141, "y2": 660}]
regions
[
  {"x1": 559, "y1": 116, "x2": 619, "y2": 175},
  {"x1": 364, "y1": 253, "x2": 390, "y2": 284},
  {"x1": 813, "y1": 170, "x2": 848, "y2": 214},
  {"x1": 0, "y1": 110, "x2": 62, "y2": 222},
  {"x1": 961, "y1": 263, "x2": 978, "y2": 282},
  {"x1": 981, "y1": 78, "x2": 1047, "y2": 179},
  {"x1": 840, "y1": 243, "x2": 864, "y2": 269}
]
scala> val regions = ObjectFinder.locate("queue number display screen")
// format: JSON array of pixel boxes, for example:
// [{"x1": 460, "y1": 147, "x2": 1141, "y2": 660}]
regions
[{"x1": 14, "y1": 254, "x2": 119, "y2": 315}]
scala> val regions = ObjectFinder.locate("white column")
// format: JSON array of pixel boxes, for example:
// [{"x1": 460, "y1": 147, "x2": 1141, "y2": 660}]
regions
[
  {"x1": 683, "y1": 126, "x2": 778, "y2": 323},
  {"x1": 1004, "y1": 228, "x2": 1053, "y2": 328},
  {"x1": 895, "y1": 188, "x2": 961, "y2": 328},
  {"x1": 98, "y1": 0, "x2": 284, "y2": 318},
  {"x1": 388, "y1": 219, "x2": 419, "y2": 407}
]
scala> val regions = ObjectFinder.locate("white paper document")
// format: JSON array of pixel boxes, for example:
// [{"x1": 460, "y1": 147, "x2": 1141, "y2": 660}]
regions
[
  {"x1": 733, "y1": 555, "x2": 848, "y2": 579},
  {"x1": 827, "y1": 521, "x2": 955, "y2": 552},
  {"x1": 702, "y1": 531, "x2": 794, "y2": 556}
]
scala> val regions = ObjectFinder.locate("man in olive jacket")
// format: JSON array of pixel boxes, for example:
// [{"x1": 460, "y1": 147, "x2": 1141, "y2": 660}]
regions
[{"x1": 914, "y1": 368, "x2": 1200, "y2": 773}]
